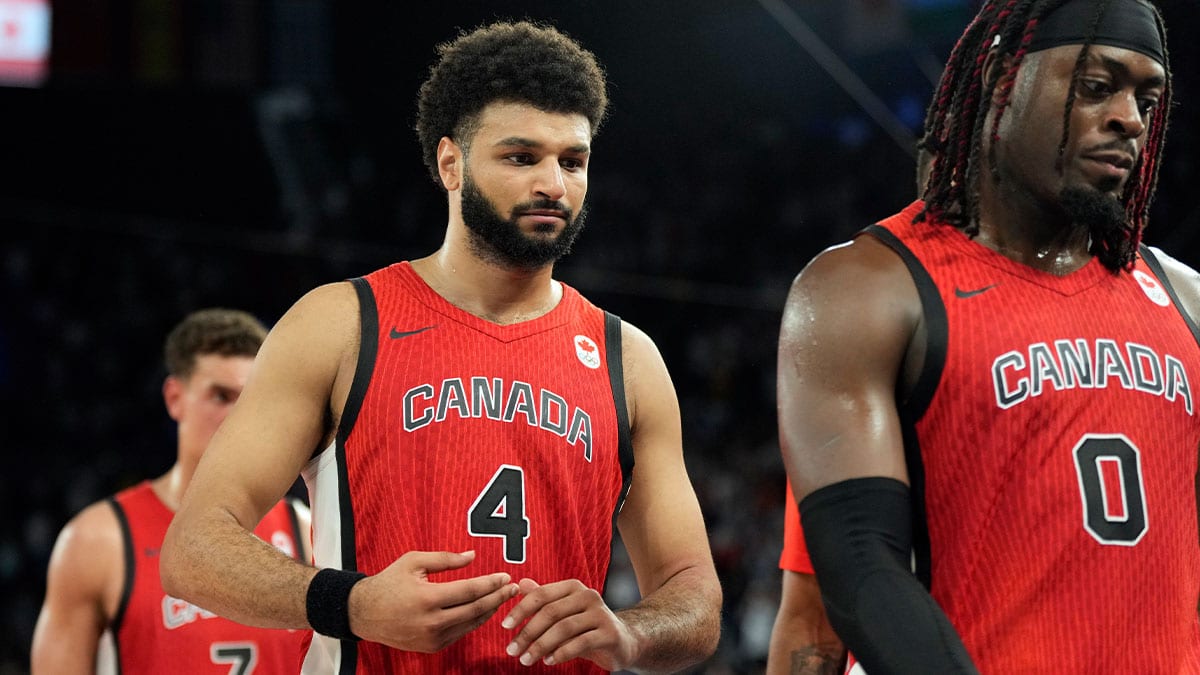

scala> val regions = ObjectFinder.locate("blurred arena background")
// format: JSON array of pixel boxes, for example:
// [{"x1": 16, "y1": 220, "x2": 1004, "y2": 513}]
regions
[{"x1": 1, "y1": 1, "x2": 1196, "y2": 672}]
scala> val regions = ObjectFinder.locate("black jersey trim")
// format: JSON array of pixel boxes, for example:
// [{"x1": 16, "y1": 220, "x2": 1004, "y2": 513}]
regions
[
  {"x1": 605, "y1": 311, "x2": 635, "y2": 526},
  {"x1": 860, "y1": 223, "x2": 945, "y2": 591},
  {"x1": 284, "y1": 498, "x2": 305, "y2": 562},
  {"x1": 602, "y1": 312, "x2": 634, "y2": 598},
  {"x1": 339, "y1": 277, "x2": 379, "y2": 449},
  {"x1": 861, "y1": 224, "x2": 948, "y2": 421},
  {"x1": 1140, "y1": 245, "x2": 1200, "y2": 348},
  {"x1": 106, "y1": 496, "x2": 135, "y2": 661},
  {"x1": 333, "y1": 277, "x2": 377, "y2": 674}
]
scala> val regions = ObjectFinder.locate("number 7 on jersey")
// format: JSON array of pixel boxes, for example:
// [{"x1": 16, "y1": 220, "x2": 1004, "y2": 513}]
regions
[{"x1": 468, "y1": 464, "x2": 530, "y2": 563}]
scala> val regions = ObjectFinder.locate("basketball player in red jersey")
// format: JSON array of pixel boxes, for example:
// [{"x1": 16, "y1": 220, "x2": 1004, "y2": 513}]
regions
[
  {"x1": 32, "y1": 309, "x2": 311, "y2": 674},
  {"x1": 160, "y1": 21, "x2": 721, "y2": 674},
  {"x1": 777, "y1": 0, "x2": 1200, "y2": 672},
  {"x1": 766, "y1": 159, "x2": 939, "y2": 675}
]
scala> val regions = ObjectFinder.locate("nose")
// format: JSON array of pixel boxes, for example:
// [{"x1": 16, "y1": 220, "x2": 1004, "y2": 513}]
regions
[
  {"x1": 1106, "y1": 92, "x2": 1146, "y2": 140},
  {"x1": 532, "y1": 159, "x2": 566, "y2": 201}
]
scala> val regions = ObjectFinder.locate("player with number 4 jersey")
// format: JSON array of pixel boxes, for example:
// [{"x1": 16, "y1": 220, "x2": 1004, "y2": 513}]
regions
[
  {"x1": 161, "y1": 21, "x2": 720, "y2": 675},
  {"x1": 305, "y1": 262, "x2": 632, "y2": 672}
]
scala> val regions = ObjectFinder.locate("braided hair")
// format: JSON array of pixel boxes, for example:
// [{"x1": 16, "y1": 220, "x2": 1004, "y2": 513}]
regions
[{"x1": 916, "y1": 0, "x2": 1171, "y2": 271}]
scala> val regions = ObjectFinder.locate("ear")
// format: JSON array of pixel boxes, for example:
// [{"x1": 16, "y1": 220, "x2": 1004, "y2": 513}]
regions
[
  {"x1": 437, "y1": 136, "x2": 464, "y2": 191},
  {"x1": 163, "y1": 376, "x2": 185, "y2": 422}
]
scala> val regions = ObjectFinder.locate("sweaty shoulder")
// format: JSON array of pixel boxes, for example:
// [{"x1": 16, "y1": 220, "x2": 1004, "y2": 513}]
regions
[
  {"x1": 1145, "y1": 246, "x2": 1200, "y2": 326},
  {"x1": 785, "y1": 233, "x2": 921, "y2": 331},
  {"x1": 778, "y1": 234, "x2": 923, "y2": 495}
]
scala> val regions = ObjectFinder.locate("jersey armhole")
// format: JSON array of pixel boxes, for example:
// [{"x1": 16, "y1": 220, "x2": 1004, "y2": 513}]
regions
[
  {"x1": 1139, "y1": 245, "x2": 1200, "y2": 348},
  {"x1": 105, "y1": 497, "x2": 134, "y2": 639},
  {"x1": 604, "y1": 311, "x2": 635, "y2": 514}
]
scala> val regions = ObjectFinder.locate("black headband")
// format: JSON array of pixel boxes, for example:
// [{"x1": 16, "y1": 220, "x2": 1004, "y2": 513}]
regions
[{"x1": 1025, "y1": 0, "x2": 1165, "y2": 65}]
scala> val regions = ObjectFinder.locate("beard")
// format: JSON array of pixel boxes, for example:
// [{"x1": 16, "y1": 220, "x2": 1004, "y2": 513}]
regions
[
  {"x1": 1059, "y1": 184, "x2": 1135, "y2": 271},
  {"x1": 460, "y1": 172, "x2": 587, "y2": 269}
]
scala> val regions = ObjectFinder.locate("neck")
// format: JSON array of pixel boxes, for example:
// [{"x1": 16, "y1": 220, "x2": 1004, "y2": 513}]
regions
[
  {"x1": 974, "y1": 167, "x2": 1092, "y2": 275},
  {"x1": 150, "y1": 460, "x2": 192, "y2": 513},
  {"x1": 411, "y1": 223, "x2": 562, "y2": 325}
]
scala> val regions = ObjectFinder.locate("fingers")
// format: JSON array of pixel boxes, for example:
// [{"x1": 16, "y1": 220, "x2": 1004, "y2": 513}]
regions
[
  {"x1": 436, "y1": 580, "x2": 520, "y2": 642},
  {"x1": 511, "y1": 610, "x2": 599, "y2": 666},
  {"x1": 500, "y1": 577, "x2": 563, "y2": 630},
  {"x1": 434, "y1": 572, "x2": 514, "y2": 608},
  {"x1": 503, "y1": 580, "x2": 607, "y2": 666},
  {"x1": 364, "y1": 550, "x2": 521, "y2": 653},
  {"x1": 401, "y1": 549, "x2": 478, "y2": 575},
  {"x1": 542, "y1": 629, "x2": 610, "y2": 667}
]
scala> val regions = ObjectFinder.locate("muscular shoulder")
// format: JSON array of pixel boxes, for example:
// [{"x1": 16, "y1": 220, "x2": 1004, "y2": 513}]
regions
[
  {"x1": 268, "y1": 281, "x2": 361, "y2": 390},
  {"x1": 58, "y1": 499, "x2": 123, "y2": 560},
  {"x1": 47, "y1": 499, "x2": 125, "y2": 615},
  {"x1": 1146, "y1": 246, "x2": 1200, "y2": 325},
  {"x1": 278, "y1": 281, "x2": 360, "y2": 339},
  {"x1": 782, "y1": 235, "x2": 921, "y2": 350}
]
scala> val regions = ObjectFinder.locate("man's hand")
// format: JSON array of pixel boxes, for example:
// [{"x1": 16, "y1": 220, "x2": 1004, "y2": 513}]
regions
[
  {"x1": 347, "y1": 550, "x2": 517, "y2": 652},
  {"x1": 501, "y1": 578, "x2": 640, "y2": 669}
]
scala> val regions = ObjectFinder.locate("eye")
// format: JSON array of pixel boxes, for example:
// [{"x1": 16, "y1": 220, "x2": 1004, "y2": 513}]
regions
[
  {"x1": 1136, "y1": 97, "x2": 1159, "y2": 116},
  {"x1": 560, "y1": 157, "x2": 585, "y2": 171},
  {"x1": 505, "y1": 153, "x2": 535, "y2": 165},
  {"x1": 1079, "y1": 79, "x2": 1113, "y2": 97}
]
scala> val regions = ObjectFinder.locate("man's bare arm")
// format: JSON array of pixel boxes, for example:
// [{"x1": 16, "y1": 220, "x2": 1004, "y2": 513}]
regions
[
  {"x1": 161, "y1": 283, "x2": 516, "y2": 649},
  {"x1": 612, "y1": 322, "x2": 722, "y2": 670},
  {"x1": 161, "y1": 283, "x2": 353, "y2": 628},
  {"x1": 778, "y1": 237, "x2": 976, "y2": 673},
  {"x1": 501, "y1": 322, "x2": 721, "y2": 672},
  {"x1": 767, "y1": 571, "x2": 845, "y2": 675},
  {"x1": 32, "y1": 502, "x2": 123, "y2": 675}
]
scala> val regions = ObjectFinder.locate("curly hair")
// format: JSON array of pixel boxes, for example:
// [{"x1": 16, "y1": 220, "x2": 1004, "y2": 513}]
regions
[
  {"x1": 917, "y1": 0, "x2": 1171, "y2": 272},
  {"x1": 164, "y1": 308, "x2": 267, "y2": 380},
  {"x1": 415, "y1": 21, "x2": 609, "y2": 189}
]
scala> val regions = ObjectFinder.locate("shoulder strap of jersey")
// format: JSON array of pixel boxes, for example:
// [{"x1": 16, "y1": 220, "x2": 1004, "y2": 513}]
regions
[
  {"x1": 338, "y1": 277, "x2": 379, "y2": 448},
  {"x1": 104, "y1": 497, "x2": 135, "y2": 639},
  {"x1": 860, "y1": 224, "x2": 948, "y2": 421},
  {"x1": 1139, "y1": 245, "x2": 1200, "y2": 348},
  {"x1": 604, "y1": 311, "x2": 634, "y2": 518}
]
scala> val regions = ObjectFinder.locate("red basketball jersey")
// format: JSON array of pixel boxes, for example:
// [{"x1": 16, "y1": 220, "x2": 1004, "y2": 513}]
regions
[
  {"x1": 779, "y1": 480, "x2": 814, "y2": 574},
  {"x1": 301, "y1": 262, "x2": 632, "y2": 674},
  {"x1": 860, "y1": 202, "x2": 1200, "y2": 673},
  {"x1": 105, "y1": 481, "x2": 307, "y2": 674}
]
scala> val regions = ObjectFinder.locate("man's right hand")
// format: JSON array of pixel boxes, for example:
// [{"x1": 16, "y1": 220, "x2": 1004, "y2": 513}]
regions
[{"x1": 347, "y1": 550, "x2": 518, "y2": 652}]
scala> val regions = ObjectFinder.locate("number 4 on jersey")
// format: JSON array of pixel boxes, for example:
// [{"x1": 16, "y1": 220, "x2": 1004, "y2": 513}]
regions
[{"x1": 468, "y1": 465, "x2": 530, "y2": 563}]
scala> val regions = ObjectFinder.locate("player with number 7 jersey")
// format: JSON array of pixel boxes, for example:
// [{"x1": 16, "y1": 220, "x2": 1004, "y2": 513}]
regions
[{"x1": 301, "y1": 262, "x2": 634, "y2": 673}]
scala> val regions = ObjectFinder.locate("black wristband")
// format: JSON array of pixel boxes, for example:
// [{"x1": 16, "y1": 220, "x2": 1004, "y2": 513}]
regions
[{"x1": 306, "y1": 568, "x2": 367, "y2": 641}]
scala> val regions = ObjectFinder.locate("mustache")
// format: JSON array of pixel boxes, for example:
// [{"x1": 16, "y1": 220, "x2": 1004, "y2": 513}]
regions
[
  {"x1": 1080, "y1": 138, "x2": 1139, "y2": 159},
  {"x1": 511, "y1": 199, "x2": 573, "y2": 219}
]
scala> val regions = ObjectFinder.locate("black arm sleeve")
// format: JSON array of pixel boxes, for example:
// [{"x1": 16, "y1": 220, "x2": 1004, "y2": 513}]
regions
[{"x1": 799, "y1": 476, "x2": 979, "y2": 675}]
